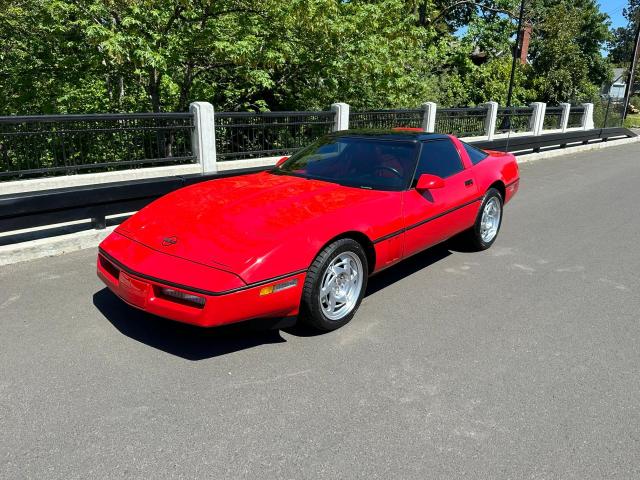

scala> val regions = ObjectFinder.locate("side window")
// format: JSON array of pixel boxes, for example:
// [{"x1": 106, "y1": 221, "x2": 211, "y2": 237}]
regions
[
  {"x1": 462, "y1": 142, "x2": 489, "y2": 165},
  {"x1": 414, "y1": 139, "x2": 463, "y2": 181}
]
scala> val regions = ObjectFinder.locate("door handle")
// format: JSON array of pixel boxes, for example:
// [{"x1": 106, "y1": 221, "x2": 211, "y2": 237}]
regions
[{"x1": 464, "y1": 179, "x2": 474, "y2": 187}]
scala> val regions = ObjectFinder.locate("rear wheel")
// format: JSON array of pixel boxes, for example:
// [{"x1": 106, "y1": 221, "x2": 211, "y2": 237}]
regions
[
  {"x1": 464, "y1": 188, "x2": 503, "y2": 251},
  {"x1": 300, "y1": 239, "x2": 368, "y2": 331}
]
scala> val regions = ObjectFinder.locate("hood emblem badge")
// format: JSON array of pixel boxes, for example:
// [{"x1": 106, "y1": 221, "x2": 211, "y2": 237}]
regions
[{"x1": 162, "y1": 236, "x2": 178, "y2": 246}]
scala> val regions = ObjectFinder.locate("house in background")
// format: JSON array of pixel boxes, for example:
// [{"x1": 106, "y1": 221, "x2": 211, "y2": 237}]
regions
[{"x1": 603, "y1": 68, "x2": 627, "y2": 99}]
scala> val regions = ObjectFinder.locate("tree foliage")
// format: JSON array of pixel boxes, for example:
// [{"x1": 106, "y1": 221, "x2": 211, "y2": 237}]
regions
[
  {"x1": 608, "y1": 0, "x2": 639, "y2": 65},
  {"x1": 0, "y1": 0, "x2": 614, "y2": 114},
  {"x1": 528, "y1": 0, "x2": 611, "y2": 103}
]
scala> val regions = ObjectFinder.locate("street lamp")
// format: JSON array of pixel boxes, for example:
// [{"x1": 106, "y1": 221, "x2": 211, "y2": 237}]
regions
[
  {"x1": 505, "y1": 0, "x2": 526, "y2": 109},
  {"x1": 622, "y1": 15, "x2": 640, "y2": 120}
]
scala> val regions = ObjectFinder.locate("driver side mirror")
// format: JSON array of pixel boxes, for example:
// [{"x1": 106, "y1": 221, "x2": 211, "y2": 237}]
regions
[
  {"x1": 415, "y1": 173, "x2": 445, "y2": 191},
  {"x1": 275, "y1": 156, "x2": 289, "y2": 167}
]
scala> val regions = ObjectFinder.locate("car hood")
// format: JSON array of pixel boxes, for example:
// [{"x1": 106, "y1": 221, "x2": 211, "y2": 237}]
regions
[{"x1": 117, "y1": 172, "x2": 379, "y2": 278}]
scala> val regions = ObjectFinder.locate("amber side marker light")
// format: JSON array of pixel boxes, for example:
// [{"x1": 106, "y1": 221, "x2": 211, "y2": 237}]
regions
[
  {"x1": 159, "y1": 287, "x2": 206, "y2": 307},
  {"x1": 259, "y1": 279, "x2": 298, "y2": 296}
]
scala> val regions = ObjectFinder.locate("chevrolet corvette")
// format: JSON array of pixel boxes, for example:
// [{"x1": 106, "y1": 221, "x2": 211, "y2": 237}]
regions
[{"x1": 97, "y1": 129, "x2": 519, "y2": 331}]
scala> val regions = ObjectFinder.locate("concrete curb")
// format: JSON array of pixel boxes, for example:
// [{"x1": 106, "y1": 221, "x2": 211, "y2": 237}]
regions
[{"x1": 0, "y1": 136, "x2": 638, "y2": 267}]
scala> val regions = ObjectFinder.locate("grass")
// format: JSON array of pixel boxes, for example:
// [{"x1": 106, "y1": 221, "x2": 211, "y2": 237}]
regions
[{"x1": 624, "y1": 113, "x2": 640, "y2": 128}]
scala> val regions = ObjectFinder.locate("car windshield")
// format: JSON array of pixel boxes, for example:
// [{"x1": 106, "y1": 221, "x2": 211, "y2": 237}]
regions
[{"x1": 272, "y1": 136, "x2": 419, "y2": 190}]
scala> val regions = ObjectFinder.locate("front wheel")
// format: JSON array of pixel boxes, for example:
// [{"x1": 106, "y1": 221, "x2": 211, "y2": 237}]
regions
[
  {"x1": 464, "y1": 188, "x2": 503, "y2": 251},
  {"x1": 300, "y1": 239, "x2": 368, "y2": 331}
]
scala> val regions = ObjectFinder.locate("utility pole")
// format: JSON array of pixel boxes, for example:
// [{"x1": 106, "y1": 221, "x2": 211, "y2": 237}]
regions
[
  {"x1": 505, "y1": 0, "x2": 526, "y2": 108},
  {"x1": 622, "y1": 15, "x2": 640, "y2": 119}
]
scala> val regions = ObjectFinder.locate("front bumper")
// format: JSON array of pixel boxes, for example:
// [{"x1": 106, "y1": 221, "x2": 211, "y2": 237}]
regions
[{"x1": 97, "y1": 244, "x2": 305, "y2": 328}]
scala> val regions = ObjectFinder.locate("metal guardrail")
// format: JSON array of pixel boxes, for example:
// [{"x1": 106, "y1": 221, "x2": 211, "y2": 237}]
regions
[
  {"x1": 215, "y1": 111, "x2": 335, "y2": 160},
  {"x1": 0, "y1": 127, "x2": 634, "y2": 237},
  {"x1": 0, "y1": 166, "x2": 267, "y2": 233},
  {"x1": 0, "y1": 113, "x2": 195, "y2": 181},
  {"x1": 471, "y1": 126, "x2": 633, "y2": 153}
]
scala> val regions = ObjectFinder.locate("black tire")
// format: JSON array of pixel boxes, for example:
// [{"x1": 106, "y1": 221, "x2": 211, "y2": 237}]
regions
[
  {"x1": 464, "y1": 187, "x2": 504, "y2": 251},
  {"x1": 300, "y1": 238, "x2": 369, "y2": 331}
]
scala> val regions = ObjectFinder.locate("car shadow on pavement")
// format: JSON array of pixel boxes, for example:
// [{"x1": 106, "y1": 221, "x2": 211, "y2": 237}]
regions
[
  {"x1": 364, "y1": 243, "x2": 452, "y2": 297},
  {"x1": 283, "y1": 242, "x2": 453, "y2": 338},
  {"x1": 93, "y1": 242, "x2": 456, "y2": 355},
  {"x1": 93, "y1": 288, "x2": 287, "y2": 361}
]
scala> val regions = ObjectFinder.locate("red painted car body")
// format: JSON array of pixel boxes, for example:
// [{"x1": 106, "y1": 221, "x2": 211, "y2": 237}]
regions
[{"x1": 97, "y1": 131, "x2": 519, "y2": 327}]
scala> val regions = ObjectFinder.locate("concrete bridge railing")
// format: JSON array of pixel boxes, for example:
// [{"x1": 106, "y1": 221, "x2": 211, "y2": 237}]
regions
[{"x1": 0, "y1": 101, "x2": 596, "y2": 195}]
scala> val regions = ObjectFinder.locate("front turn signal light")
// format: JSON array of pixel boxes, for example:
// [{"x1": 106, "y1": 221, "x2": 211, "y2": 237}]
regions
[
  {"x1": 259, "y1": 285, "x2": 274, "y2": 296},
  {"x1": 259, "y1": 279, "x2": 298, "y2": 296}
]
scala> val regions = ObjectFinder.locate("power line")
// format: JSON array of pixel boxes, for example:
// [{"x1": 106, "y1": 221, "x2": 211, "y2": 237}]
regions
[{"x1": 600, "y1": 0, "x2": 627, "y2": 17}]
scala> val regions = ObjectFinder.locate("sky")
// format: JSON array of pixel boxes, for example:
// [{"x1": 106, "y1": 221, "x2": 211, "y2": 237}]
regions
[{"x1": 600, "y1": 0, "x2": 628, "y2": 29}]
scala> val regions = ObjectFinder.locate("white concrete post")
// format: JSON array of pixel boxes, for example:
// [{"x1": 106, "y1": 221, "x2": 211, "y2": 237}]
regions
[
  {"x1": 581, "y1": 103, "x2": 594, "y2": 130},
  {"x1": 559, "y1": 102, "x2": 571, "y2": 132},
  {"x1": 331, "y1": 102, "x2": 350, "y2": 131},
  {"x1": 189, "y1": 102, "x2": 217, "y2": 174},
  {"x1": 529, "y1": 102, "x2": 546, "y2": 136},
  {"x1": 483, "y1": 101, "x2": 498, "y2": 140},
  {"x1": 421, "y1": 102, "x2": 437, "y2": 132}
]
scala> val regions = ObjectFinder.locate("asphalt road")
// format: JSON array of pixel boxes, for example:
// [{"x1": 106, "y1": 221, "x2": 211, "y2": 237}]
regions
[{"x1": 2, "y1": 143, "x2": 640, "y2": 479}]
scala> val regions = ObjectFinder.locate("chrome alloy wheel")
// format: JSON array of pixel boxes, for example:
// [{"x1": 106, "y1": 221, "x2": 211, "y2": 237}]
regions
[
  {"x1": 319, "y1": 252, "x2": 364, "y2": 321},
  {"x1": 480, "y1": 197, "x2": 501, "y2": 243}
]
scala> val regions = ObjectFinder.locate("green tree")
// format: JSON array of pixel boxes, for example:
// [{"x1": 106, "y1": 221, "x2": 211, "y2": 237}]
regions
[
  {"x1": 528, "y1": 0, "x2": 611, "y2": 103},
  {"x1": 270, "y1": 0, "x2": 445, "y2": 110},
  {"x1": 608, "y1": 0, "x2": 639, "y2": 65},
  {"x1": 0, "y1": 0, "x2": 616, "y2": 114}
]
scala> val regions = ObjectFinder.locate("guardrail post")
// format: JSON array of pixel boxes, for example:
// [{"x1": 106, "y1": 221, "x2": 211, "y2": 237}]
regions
[
  {"x1": 421, "y1": 102, "x2": 437, "y2": 132},
  {"x1": 581, "y1": 103, "x2": 594, "y2": 130},
  {"x1": 559, "y1": 103, "x2": 571, "y2": 132},
  {"x1": 331, "y1": 103, "x2": 350, "y2": 131},
  {"x1": 189, "y1": 101, "x2": 217, "y2": 174},
  {"x1": 529, "y1": 102, "x2": 546, "y2": 136},
  {"x1": 483, "y1": 101, "x2": 498, "y2": 140}
]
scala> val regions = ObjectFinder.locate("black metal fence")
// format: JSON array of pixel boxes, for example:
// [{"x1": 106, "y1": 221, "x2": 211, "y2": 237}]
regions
[
  {"x1": 567, "y1": 106, "x2": 585, "y2": 128},
  {"x1": 1, "y1": 103, "x2": 595, "y2": 182},
  {"x1": 0, "y1": 113, "x2": 195, "y2": 181},
  {"x1": 349, "y1": 109, "x2": 423, "y2": 130},
  {"x1": 495, "y1": 107, "x2": 534, "y2": 133},
  {"x1": 593, "y1": 98, "x2": 624, "y2": 128},
  {"x1": 435, "y1": 107, "x2": 487, "y2": 137},
  {"x1": 215, "y1": 111, "x2": 334, "y2": 160},
  {"x1": 543, "y1": 107, "x2": 564, "y2": 130}
]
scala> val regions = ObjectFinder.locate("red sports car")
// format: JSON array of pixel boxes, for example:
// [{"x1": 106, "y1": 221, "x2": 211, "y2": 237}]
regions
[{"x1": 97, "y1": 130, "x2": 519, "y2": 331}]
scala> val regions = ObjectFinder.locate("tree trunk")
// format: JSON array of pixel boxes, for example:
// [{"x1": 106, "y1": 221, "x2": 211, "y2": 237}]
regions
[
  {"x1": 418, "y1": 2, "x2": 427, "y2": 27},
  {"x1": 118, "y1": 75, "x2": 125, "y2": 108},
  {"x1": 178, "y1": 62, "x2": 194, "y2": 112},
  {"x1": 149, "y1": 68, "x2": 162, "y2": 113}
]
